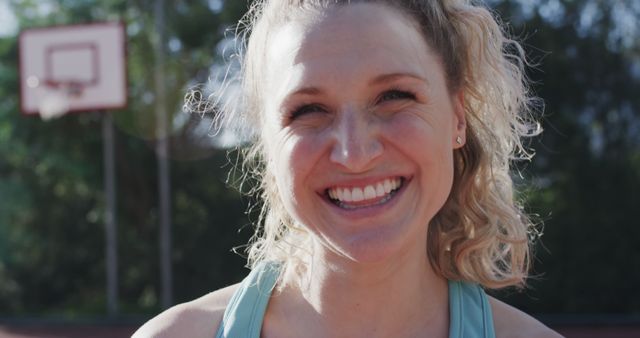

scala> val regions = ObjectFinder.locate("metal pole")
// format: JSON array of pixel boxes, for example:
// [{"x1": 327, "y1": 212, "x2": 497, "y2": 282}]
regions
[
  {"x1": 154, "y1": 0, "x2": 173, "y2": 309},
  {"x1": 102, "y1": 112, "x2": 118, "y2": 315}
]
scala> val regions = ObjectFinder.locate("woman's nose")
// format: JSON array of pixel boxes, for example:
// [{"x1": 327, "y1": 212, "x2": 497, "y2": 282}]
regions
[{"x1": 329, "y1": 108, "x2": 383, "y2": 172}]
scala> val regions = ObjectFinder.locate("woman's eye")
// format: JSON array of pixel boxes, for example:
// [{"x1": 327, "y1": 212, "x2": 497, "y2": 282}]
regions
[
  {"x1": 378, "y1": 90, "x2": 416, "y2": 103},
  {"x1": 290, "y1": 104, "x2": 325, "y2": 120}
]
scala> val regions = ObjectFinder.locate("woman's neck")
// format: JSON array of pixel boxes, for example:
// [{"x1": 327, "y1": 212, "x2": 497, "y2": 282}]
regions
[{"x1": 277, "y1": 242, "x2": 450, "y2": 338}]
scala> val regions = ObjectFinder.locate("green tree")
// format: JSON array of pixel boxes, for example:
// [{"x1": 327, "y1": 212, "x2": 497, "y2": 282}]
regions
[
  {"x1": 0, "y1": 0, "x2": 250, "y2": 315},
  {"x1": 491, "y1": 0, "x2": 640, "y2": 314}
]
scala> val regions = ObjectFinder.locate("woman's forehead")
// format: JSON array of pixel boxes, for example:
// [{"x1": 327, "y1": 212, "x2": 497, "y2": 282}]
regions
[
  {"x1": 266, "y1": 3, "x2": 424, "y2": 60},
  {"x1": 264, "y1": 3, "x2": 441, "y2": 98},
  {"x1": 277, "y1": 3, "x2": 422, "y2": 49}
]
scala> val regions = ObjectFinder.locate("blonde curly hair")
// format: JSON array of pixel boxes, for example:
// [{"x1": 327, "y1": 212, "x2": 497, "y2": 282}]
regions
[{"x1": 193, "y1": 0, "x2": 542, "y2": 290}]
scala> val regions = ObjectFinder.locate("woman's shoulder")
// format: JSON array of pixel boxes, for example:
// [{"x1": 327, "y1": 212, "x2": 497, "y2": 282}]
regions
[
  {"x1": 489, "y1": 296, "x2": 564, "y2": 338},
  {"x1": 132, "y1": 283, "x2": 240, "y2": 338}
]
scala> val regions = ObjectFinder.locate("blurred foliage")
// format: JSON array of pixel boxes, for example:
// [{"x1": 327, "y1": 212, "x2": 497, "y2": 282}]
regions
[
  {"x1": 0, "y1": 0, "x2": 638, "y2": 317},
  {"x1": 489, "y1": 0, "x2": 640, "y2": 314},
  {"x1": 0, "y1": 0, "x2": 251, "y2": 316}
]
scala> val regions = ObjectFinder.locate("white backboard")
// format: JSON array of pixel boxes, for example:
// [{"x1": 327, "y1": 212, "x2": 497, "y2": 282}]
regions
[{"x1": 19, "y1": 22, "x2": 127, "y2": 117}]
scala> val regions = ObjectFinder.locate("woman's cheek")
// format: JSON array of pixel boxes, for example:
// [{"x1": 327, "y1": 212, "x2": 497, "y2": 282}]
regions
[
  {"x1": 385, "y1": 111, "x2": 437, "y2": 144},
  {"x1": 275, "y1": 131, "x2": 323, "y2": 194}
]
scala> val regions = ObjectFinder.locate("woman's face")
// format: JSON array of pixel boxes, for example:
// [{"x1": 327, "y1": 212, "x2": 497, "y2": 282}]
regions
[{"x1": 261, "y1": 3, "x2": 466, "y2": 263}]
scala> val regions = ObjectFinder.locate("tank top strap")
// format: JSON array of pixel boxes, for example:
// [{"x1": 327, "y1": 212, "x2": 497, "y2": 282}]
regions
[
  {"x1": 215, "y1": 261, "x2": 281, "y2": 338},
  {"x1": 448, "y1": 280, "x2": 496, "y2": 338}
]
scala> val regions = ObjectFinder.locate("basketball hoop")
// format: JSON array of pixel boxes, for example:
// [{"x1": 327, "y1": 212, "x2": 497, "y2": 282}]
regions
[
  {"x1": 43, "y1": 79, "x2": 86, "y2": 97},
  {"x1": 19, "y1": 22, "x2": 127, "y2": 119}
]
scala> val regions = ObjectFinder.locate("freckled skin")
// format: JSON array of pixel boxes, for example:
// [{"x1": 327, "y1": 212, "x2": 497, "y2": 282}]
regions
[{"x1": 262, "y1": 3, "x2": 466, "y2": 264}]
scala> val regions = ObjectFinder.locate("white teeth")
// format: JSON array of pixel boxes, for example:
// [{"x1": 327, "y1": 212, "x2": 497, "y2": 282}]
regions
[
  {"x1": 384, "y1": 179, "x2": 392, "y2": 194},
  {"x1": 342, "y1": 188, "x2": 353, "y2": 202},
  {"x1": 364, "y1": 185, "x2": 376, "y2": 200},
  {"x1": 352, "y1": 187, "x2": 364, "y2": 202},
  {"x1": 327, "y1": 177, "x2": 402, "y2": 204},
  {"x1": 336, "y1": 188, "x2": 344, "y2": 201}
]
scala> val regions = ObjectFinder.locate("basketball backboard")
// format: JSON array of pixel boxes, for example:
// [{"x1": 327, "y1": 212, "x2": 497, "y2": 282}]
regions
[{"x1": 19, "y1": 22, "x2": 127, "y2": 118}]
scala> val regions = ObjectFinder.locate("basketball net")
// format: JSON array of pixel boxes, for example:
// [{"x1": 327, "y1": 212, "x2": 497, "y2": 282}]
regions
[{"x1": 37, "y1": 81, "x2": 84, "y2": 121}]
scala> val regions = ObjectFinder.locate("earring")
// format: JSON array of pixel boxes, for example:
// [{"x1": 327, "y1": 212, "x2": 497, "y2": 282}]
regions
[{"x1": 456, "y1": 136, "x2": 463, "y2": 145}]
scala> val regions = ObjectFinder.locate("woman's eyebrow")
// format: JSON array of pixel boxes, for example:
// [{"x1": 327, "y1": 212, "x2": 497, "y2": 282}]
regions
[
  {"x1": 284, "y1": 72, "x2": 427, "y2": 100},
  {"x1": 369, "y1": 72, "x2": 428, "y2": 86},
  {"x1": 279, "y1": 86, "x2": 324, "y2": 111},
  {"x1": 288, "y1": 86, "x2": 324, "y2": 97}
]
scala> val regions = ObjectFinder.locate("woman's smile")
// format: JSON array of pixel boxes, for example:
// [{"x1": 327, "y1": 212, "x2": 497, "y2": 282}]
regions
[{"x1": 326, "y1": 176, "x2": 404, "y2": 208}]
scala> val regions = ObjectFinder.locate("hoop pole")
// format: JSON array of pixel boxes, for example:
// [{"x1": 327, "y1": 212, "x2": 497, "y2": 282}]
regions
[
  {"x1": 102, "y1": 112, "x2": 118, "y2": 315},
  {"x1": 155, "y1": 0, "x2": 173, "y2": 309}
]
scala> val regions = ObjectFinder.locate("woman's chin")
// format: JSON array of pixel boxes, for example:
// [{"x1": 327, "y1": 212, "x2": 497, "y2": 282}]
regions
[{"x1": 318, "y1": 227, "x2": 425, "y2": 267}]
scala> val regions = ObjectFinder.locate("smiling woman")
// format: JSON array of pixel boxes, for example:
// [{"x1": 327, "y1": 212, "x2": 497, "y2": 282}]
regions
[{"x1": 134, "y1": 1, "x2": 561, "y2": 338}]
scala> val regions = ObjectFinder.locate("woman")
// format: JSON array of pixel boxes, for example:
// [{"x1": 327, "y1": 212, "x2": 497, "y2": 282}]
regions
[{"x1": 135, "y1": 0, "x2": 561, "y2": 337}]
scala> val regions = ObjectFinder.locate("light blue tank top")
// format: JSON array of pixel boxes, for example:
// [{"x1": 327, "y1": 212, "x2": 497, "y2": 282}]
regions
[{"x1": 216, "y1": 262, "x2": 496, "y2": 338}]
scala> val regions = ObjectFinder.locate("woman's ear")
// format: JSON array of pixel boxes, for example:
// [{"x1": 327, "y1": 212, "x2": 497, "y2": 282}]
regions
[{"x1": 452, "y1": 90, "x2": 467, "y2": 149}]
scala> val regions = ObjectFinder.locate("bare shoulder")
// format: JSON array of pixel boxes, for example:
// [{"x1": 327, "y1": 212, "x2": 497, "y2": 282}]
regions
[
  {"x1": 132, "y1": 283, "x2": 240, "y2": 338},
  {"x1": 489, "y1": 296, "x2": 564, "y2": 338}
]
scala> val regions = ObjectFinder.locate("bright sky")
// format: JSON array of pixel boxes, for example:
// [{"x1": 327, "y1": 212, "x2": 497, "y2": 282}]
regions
[{"x1": 0, "y1": 1, "x2": 18, "y2": 37}]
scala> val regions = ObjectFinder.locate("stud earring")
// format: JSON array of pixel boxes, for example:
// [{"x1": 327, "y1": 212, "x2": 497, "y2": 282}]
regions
[{"x1": 456, "y1": 136, "x2": 463, "y2": 145}]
